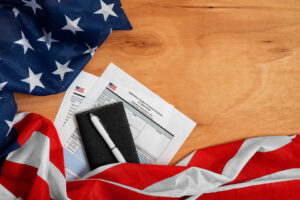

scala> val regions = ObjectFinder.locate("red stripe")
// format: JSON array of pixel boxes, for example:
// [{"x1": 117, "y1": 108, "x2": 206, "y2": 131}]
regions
[
  {"x1": 7, "y1": 113, "x2": 300, "y2": 199},
  {"x1": 26, "y1": 175, "x2": 53, "y2": 200},
  {"x1": 0, "y1": 160, "x2": 53, "y2": 200},
  {"x1": 187, "y1": 139, "x2": 244, "y2": 174},
  {"x1": 67, "y1": 179, "x2": 178, "y2": 200},
  {"x1": 0, "y1": 161, "x2": 37, "y2": 199},
  {"x1": 13, "y1": 113, "x2": 65, "y2": 176},
  {"x1": 198, "y1": 179, "x2": 300, "y2": 200},
  {"x1": 89, "y1": 163, "x2": 187, "y2": 190},
  {"x1": 228, "y1": 135, "x2": 300, "y2": 185}
]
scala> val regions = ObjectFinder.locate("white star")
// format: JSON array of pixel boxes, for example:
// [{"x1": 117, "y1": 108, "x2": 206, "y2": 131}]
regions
[
  {"x1": 0, "y1": 81, "x2": 8, "y2": 91},
  {"x1": 5, "y1": 120, "x2": 13, "y2": 136},
  {"x1": 22, "y1": 68, "x2": 45, "y2": 93},
  {"x1": 52, "y1": 60, "x2": 73, "y2": 81},
  {"x1": 4, "y1": 113, "x2": 26, "y2": 136},
  {"x1": 23, "y1": 0, "x2": 42, "y2": 15},
  {"x1": 94, "y1": 0, "x2": 118, "y2": 21},
  {"x1": 5, "y1": 120, "x2": 13, "y2": 130},
  {"x1": 37, "y1": 29, "x2": 59, "y2": 50},
  {"x1": 14, "y1": 31, "x2": 34, "y2": 54},
  {"x1": 12, "y1": 7, "x2": 19, "y2": 18},
  {"x1": 61, "y1": 15, "x2": 84, "y2": 35},
  {"x1": 5, "y1": 120, "x2": 14, "y2": 136},
  {"x1": 83, "y1": 43, "x2": 97, "y2": 57},
  {"x1": 23, "y1": 0, "x2": 42, "y2": 14}
]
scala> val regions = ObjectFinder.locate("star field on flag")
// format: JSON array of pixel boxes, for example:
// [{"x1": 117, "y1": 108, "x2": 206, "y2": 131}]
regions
[{"x1": 0, "y1": 0, "x2": 132, "y2": 142}]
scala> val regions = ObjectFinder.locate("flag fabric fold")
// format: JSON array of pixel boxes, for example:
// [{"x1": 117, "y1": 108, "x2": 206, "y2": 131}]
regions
[
  {"x1": 1, "y1": 1, "x2": 299, "y2": 199},
  {"x1": 0, "y1": 0, "x2": 132, "y2": 140},
  {"x1": 0, "y1": 113, "x2": 299, "y2": 199}
]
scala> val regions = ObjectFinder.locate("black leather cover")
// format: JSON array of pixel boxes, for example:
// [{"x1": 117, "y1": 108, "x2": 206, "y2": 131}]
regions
[{"x1": 75, "y1": 102, "x2": 139, "y2": 170}]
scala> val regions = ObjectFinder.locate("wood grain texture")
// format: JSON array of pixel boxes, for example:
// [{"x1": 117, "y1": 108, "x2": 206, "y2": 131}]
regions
[{"x1": 15, "y1": 0, "x2": 300, "y2": 165}]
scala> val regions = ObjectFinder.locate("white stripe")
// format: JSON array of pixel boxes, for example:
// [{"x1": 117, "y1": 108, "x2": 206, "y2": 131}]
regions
[
  {"x1": 4, "y1": 131, "x2": 298, "y2": 198},
  {"x1": 6, "y1": 132, "x2": 50, "y2": 171},
  {"x1": 0, "y1": 184, "x2": 18, "y2": 199},
  {"x1": 48, "y1": 162, "x2": 69, "y2": 199},
  {"x1": 141, "y1": 135, "x2": 297, "y2": 197},
  {"x1": 213, "y1": 168, "x2": 300, "y2": 193},
  {"x1": 185, "y1": 195, "x2": 199, "y2": 200},
  {"x1": 72, "y1": 168, "x2": 300, "y2": 198},
  {"x1": 189, "y1": 168, "x2": 300, "y2": 199},
  {"x1": 71, "y1": 170, "x2": 229, "y2": 198},
  {"x1": 222, "y1": 135, "x2": 295, "y2": 180},
  {"x1": 143, "y1": 167, "x2": 300, "y2": 198},
  {"x1": 143, "y1": 167, "x2": 230, "y2": 197},
  {"x1": 6, "y1": 131, "x2": 69, "y2": 200}
]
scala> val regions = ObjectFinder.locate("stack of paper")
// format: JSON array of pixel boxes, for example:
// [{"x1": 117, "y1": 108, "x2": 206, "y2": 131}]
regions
[{"x1": 54, "y1": 63, "x2": 196, "y2": 180}]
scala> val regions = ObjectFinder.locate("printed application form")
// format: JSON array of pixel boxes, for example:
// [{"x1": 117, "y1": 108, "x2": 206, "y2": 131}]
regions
[
  {"x1": 54, "y1": 63, "x2": 196, "y2": 180},
  {"x1": 84, "y1": 85, "x2": 175, "y2": 164},
  {"x1": 82, "y1": 64, "x2": 196, "y2": 164},
  {"x1": 54, "y1": 71, "x2": 99, "y2": 179}
]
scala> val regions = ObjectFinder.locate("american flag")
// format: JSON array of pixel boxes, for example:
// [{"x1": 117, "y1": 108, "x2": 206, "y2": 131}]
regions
[
  {"x1": 108, "y1": 82, "x2": 117, "y2": 90},
  {"x1": 75, "y1": 86, "x2": 84, "y2": 93},
  {"x1": 1, "y1": 112, "x2": 299, "y2": 199},
  {"x1": 0, "y1": 0, "x2": 299, "y2": 199}
]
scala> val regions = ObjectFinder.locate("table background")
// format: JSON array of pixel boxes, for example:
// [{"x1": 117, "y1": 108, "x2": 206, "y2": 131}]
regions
[{"x1": 15, "y1": 0, "x2": 300, "y2": 165}]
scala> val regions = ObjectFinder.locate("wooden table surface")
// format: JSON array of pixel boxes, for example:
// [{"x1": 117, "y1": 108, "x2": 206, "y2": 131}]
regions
[{"x1": 15, "y1": 0, "x2": 300, "y2": 165}]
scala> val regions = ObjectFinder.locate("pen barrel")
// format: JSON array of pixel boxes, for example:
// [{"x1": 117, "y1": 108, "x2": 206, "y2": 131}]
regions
[
  {"x1": 90, "y1": 115, "x2": 126, "y2": 163},
  {"x1": 112, "y1": 147, "x2": 126, "y2": 163},
  {"x1": 91, "y1": 116, "x2": 115, "y2": 148}
]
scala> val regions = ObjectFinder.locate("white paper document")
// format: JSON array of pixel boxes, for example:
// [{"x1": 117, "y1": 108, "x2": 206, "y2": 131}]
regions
[
  {"x1": 54, "y1": 71, "x2": 98, "y2": 179},
  {"x1": 54, "y1": 63, "x2": 196, "y2": 180}
]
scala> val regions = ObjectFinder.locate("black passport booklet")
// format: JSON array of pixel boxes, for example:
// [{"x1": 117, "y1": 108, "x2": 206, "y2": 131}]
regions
[{"x1": 75, "y1": 102, "x2": 139, "y2": 170}]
